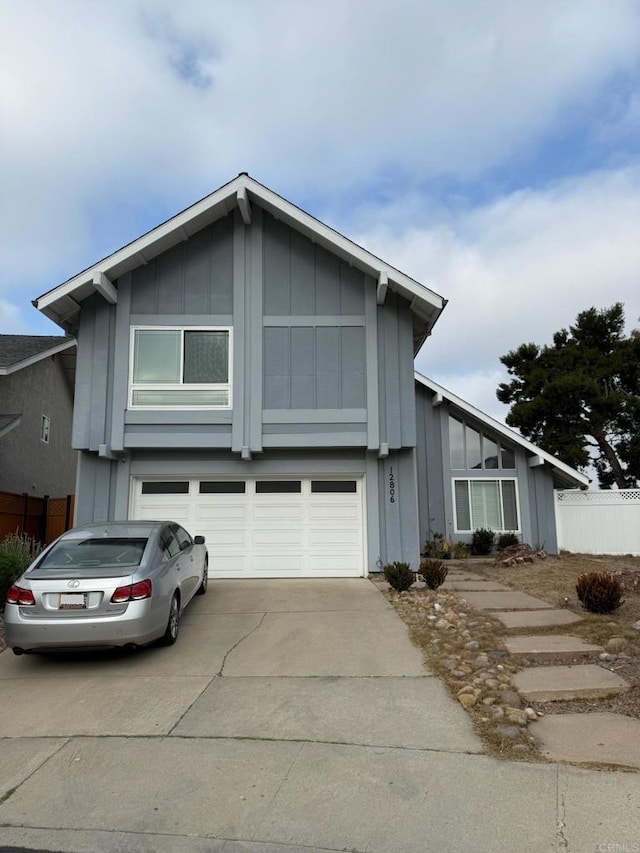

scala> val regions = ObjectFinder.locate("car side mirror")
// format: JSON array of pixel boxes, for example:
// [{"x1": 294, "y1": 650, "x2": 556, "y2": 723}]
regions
[{"x1": 193, "y1": 535, "x2": 205, "y2": 545}]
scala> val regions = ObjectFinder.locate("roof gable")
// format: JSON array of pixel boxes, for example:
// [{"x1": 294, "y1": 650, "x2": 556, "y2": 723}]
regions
[
  {"x1": 34, "y1": 174, "x2": 446, "y2": 345},
  {"x1": 0, "y1": 335, "x2": 75, "y2": 374},
  {"x1": 415, "y1": 371, "x2": 590, "y2": 488}
]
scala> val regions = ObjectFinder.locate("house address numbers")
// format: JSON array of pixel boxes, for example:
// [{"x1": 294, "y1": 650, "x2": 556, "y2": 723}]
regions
[{"x1": 389, "y1": 465, "x2": 396, "y2": 503}]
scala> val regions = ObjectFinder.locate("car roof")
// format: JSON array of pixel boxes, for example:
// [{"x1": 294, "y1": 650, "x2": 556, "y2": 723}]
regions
[{"x1": 62, "y1": 521, "x2": 170, "y2": 538}]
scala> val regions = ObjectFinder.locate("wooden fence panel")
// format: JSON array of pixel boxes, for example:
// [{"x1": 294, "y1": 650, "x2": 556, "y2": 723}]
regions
[
  {"x1": 0, "y1": 491, "x2": 74, "y2": 545},
  {"x1": 45, "y1": 495, "x2": 75, "y2": 544}
]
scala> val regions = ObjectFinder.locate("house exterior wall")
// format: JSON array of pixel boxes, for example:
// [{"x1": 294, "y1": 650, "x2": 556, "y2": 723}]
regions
[
  {"x1": 414, "y1": 384, "x2": 559, "y2": 554},
  {"x1": 0, "y1": 356, "x2": 76, "y2": 496},
  {"x1": 71, "y1": 207, "x2": 422, "y2": 572}
]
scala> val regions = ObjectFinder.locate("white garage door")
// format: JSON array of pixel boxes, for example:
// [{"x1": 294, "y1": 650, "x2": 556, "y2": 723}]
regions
[{"x1": 131, "y1": 477, "x2": 365, "y2": 578}]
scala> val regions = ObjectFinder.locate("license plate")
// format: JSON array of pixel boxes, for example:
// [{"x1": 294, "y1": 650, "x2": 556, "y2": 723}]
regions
[{"x1": 59, "y1": 593, "x2": 87, "y2": 610}]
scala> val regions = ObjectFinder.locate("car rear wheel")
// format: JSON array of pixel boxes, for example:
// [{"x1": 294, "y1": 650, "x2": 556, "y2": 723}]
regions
[
  {"x1": 196, "y1": 557, "x2": 208, "y2": 596},
  {"x1": 159, "y1": 593, "x2": 179, "y2": 646}
]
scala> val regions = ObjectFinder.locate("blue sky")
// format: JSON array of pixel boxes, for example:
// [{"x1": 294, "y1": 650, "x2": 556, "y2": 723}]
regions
[{"x1": 1, "y1": 0, "x2": 640, "y2": 420}]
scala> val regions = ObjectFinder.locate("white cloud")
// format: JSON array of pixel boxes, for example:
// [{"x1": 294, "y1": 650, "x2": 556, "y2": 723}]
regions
[
  {"x1": 355, "y1": 167, "x2": 640, "y2": 418},
  {"x1": 1, "y1": 0, "x2": 640, "y2": 309}
]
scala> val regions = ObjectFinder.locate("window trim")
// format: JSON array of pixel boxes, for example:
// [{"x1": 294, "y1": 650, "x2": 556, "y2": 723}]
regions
[
  {"x1": 129, "y1": 325, "x2": 232, "y2": 410},
  {"x1": 452, "y1": 477, "x2": 521, "y2": 534},
  {"x1": 40, "y1": 415, "x2": 50, "y2": 444}
]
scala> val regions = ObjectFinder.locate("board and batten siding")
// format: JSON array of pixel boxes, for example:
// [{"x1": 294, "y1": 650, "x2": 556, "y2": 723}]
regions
[
  {"x1": 71, "y1": 205, "x2": 423, "y2": 570},
  {"x1": 413, "y1": 383, "x2": 559, "y2": 553},
  {"x1": 72, "y1": 207, "x2": 419, "y2": 456}
]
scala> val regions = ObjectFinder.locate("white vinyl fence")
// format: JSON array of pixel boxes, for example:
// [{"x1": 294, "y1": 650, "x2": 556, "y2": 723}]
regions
[{"x1": 555, "y1": 489, "x2": 640, "y2": 556}]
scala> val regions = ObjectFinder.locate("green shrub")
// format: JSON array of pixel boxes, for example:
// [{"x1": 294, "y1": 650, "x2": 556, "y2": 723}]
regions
[
  {"x1": 418, "y1": 558, "x2": 448, "y2": 589},
  {"x1": 497, "y1": 532, "x2": 519, "y2": 550},
  {"x1": 383, "y1": 561, "x2": 415, "y2": 592},
  {"x1": 0, "y1": 532, "x2": 42, "y2": 604},
  {"x1": 472, "y1": 528, "x2": 495, "y2": 555},
  {"x1": 452, "y1": 541, "x2": 470, "y2": 559},
  {"x1": 576, "y1": 572, "x2": 623, "y2": 614}
]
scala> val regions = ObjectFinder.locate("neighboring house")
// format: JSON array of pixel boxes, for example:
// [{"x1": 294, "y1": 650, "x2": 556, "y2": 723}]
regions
[
  {"x1": 0, "y1": 336, "x2": 77, "y2": 496},
  {"x1": 33, "y1": 174, "x2": 587, "y2": 577}
]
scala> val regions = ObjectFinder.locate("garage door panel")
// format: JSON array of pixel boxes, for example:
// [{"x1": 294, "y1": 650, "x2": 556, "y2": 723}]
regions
[
  {"x1": 308, "y1": 555, "x2": 362, "y2": 574},
  {"x1": 132, "y1": 476, "x2": 364, "y2": 577},
  {"x1": 253, "y1": 504, "x2": 304, "y2": 521}
]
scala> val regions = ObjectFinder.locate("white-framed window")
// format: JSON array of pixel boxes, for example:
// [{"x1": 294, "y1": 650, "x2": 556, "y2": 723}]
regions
[
  {"x1": 129, "y1": 326, "x2": 232, "y2": 409},
  {"x1": 41, "y1": 415, "x2": 50, "y2": 444},
  {"x1": 453, "y1": 478, "x2": 520, "y2": 533}
]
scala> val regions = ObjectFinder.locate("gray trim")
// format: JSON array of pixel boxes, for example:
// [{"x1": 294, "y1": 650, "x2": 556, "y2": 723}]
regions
[
  {"x1": 110, "y1": 273, "x2": 132, "y2": 452},
  {"x1": 88, "y1": 300, "x2": 111, "y2": 451},
  {"x1": 263, "y1": 409, "x2": 366, "y2": 424},
  {"x1": 264, "y1": 316, "x2": 365, "y2": 326},
  {"x1": 248, "y1": 206, "x2": 263, "y2": 452},
  {"x1": 263, "y1": 423, "x2": 365, "y2": 434},
  {"x1": 365, "y1": 452, "x2": 381, "y2": 571},
  {"x1": 130, "y1": 314, "x2": 234, "y2": 325},
  {"x1": 124, "y1": 432, "x2": 232, "y2": 449},
  {"x1": 125, "y1": 410, "x2": 233, "y2": 425},
  {"x1": 231, "y1": 210, "x2": 246, "y2": 453},
  {"x1": 263, "y1": 433, "x2": 367, "y2": 447},
  {"x1": 365, "y1": 277, "x2": 380, "y2": 450}
]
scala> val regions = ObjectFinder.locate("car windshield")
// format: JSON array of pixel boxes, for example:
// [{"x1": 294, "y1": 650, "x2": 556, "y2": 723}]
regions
[{"x1": 37, "y1": 537, "x2": 148, "y2": 570}]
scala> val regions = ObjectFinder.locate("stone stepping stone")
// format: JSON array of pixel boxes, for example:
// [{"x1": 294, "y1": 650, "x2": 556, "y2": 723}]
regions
[
  {"x1": 494, "y1": 609, "x2": 582, "y2": 629},
  {"x1": 513, "y1": 664, "x2": 629, "y2": 701},
  {"x1": 504, "y1": 635, "x2": 603, "y2": 661},
  {"x1": 442, "y1": 581, "x2": 511, "y2": 591},
  {"x1": 530, "y1": 712, "x2": 640, "y2": 769},
  {"x1": 459, "y1": 591, "x2": 554, "y2": 611}
]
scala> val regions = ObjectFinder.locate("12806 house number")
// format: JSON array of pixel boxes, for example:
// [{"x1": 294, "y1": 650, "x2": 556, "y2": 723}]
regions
[{"x1": 389, "y1": 466, "x2": 396, "y2": 503}]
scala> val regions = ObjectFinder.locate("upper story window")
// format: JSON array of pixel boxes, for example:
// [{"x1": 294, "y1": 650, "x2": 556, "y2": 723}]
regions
[
  {"x1": 130, "y1": 327, "x2": 231, "y2": 409},
  {"x1": 41, "y1": 415, "x2": 50, "y2": 444},
  {"x1": 449, "y1": 416, "x2": 515, "y2": 470}
]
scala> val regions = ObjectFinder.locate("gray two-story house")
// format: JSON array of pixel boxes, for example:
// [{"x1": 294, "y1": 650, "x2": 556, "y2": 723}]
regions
[{"x1": 34, "y1": 174, "x2": 587, "y2": 576}]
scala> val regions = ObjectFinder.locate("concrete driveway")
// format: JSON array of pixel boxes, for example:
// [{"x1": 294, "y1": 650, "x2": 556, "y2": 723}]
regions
[{"x1": 0, "y1": 579, "x2": 638, "y2": 853}]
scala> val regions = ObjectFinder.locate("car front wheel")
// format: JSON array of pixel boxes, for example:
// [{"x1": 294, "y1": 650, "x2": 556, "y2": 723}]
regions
[{"x1": 159, "y1": 593, "x2": 180, "y2": 646}]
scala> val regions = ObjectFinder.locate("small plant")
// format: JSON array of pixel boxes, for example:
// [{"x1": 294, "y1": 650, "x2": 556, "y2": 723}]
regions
[
  {"x1": 0, "y1": 532, "x2": 42, "y2": 604},
  {"x1": 452, "y1": 541, "x2": 470, "y2": 559},
  {"x1": 422, "y1": 532, "x2": 446, "y2": 558},
  {"x1": 383, "y1": 561, "x2": 415, "y2": 592},
  {"x1": 472, "y1": 528, "x2": 495, "y2": 555},
  {"x1": 497, "y1": 532, "x2": 519, "y2": 550},
  {"x1": 418, "y1": 558, "x2": 448, "y2": 589},
  {"x1": 576, "y1": 572, "x2": 623, "y2": 614},
  {"x1": 422, "y1": 532, "x2": 457, "y2": 559}
]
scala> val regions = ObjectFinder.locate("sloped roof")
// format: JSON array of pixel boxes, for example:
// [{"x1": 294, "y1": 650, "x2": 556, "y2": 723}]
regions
[
  {"x1": 415, "y1": 372, "x2": 590, "y2": 489},
  {"x1": 0, "y1": 335, "x2": 75, "y2": 373},
  {"x1": 0, "y1": 413, "x2": 21, "y2": 438},
  {"x1": 34, "y1": 174, "x2": 447, "y2": 349}
]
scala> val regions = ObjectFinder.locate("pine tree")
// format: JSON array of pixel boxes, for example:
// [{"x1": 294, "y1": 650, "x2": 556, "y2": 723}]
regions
[{"x1": 497, "y1": 304, "x2": 640, "y2": 488}]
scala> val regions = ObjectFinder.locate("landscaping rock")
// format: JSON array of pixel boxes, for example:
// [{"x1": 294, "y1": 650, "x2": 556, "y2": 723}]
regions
[
  {"x1": 495, "y1": 725, "x2": 521, "y2": 739},
  {"x1": 458, "y1": 693, "x2": 477, "y2": 709},
  {"x1": 498, "y1": 690, "x2": 522, "y2": 708}
]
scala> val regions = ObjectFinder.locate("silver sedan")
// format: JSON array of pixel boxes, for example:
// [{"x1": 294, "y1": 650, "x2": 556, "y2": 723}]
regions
[{"x1": 4, "y1": 520, "x2": 208, "y2": 654}]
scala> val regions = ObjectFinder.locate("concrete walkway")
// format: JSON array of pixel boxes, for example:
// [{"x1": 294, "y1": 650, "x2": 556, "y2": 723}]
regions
[{"x1": 0, "y1": 578, "x2": 639, "y2": 852}]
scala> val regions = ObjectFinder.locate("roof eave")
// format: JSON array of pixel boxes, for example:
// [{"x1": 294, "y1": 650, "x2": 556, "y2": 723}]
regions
[
  {"x1": 35, "y1": 175, "x2": 446, "y2": 332},
  {"x1": 0, "y1": 338, "x2": 76, "y2": 375},
  {"x1": 414, "y1": 371, "x2": 590, "y2": 488}
]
